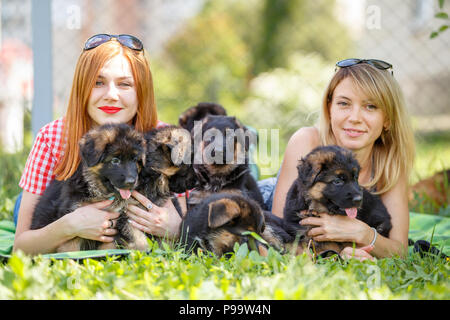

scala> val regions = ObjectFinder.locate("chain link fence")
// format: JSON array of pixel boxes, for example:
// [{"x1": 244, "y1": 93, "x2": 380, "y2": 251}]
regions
[{"x1": 1, "y1": 0, "x2": 449, "y2": 177}]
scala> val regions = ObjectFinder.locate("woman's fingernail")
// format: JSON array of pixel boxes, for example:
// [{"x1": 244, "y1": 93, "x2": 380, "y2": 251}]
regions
[{"x1": 108, "y1": 196, "x2": 115, "y2": 201}]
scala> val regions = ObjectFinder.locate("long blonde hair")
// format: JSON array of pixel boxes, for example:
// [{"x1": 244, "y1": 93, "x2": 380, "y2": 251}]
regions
[
  {"x1": 319, "y1": 63, "x2": 415, "y2": 194},
  {"x1": 54, "y1": 40, "x2": 158, "y2": 181}
]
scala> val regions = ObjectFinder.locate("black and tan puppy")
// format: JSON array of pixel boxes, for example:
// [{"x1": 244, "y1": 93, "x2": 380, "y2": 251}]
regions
[
  {"x1": 283, "y1": 145, "x2": 392, "y2": 256},
  {"x1": 138, "y1": 125, "x2": 197, "y2": 210},
  {"x1": 178, "y1": 102, "x2": 227, "y2": 133},
  {"x1": 180, "y1": 192, "x2": 289, "y2": 256},
  {"x1": 31, "y1": 123, "x2": 148, "y2": 252},
  {"x1": 31, "y1": 124, "x2": 197, "y2": 252},
  {"x1": 187, "y1": 114, "x2": 265, "y2": 210}
]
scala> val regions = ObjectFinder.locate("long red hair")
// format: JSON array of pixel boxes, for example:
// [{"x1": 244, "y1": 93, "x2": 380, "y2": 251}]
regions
[{"x1": 54, "y1": 40, "x2": 157, "y2": 180}]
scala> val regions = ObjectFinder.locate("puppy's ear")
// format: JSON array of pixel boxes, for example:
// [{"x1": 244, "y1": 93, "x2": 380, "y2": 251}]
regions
[
  {"x1": 297, "y1": 159, "x2": 321, "y2": 188},
  {"x1": 256, "y1": 209, "x2": 265, "y2": 234},
  {"x1": 179, "y1": 102, "x2": 227, "y2": 131},
  {"x1": 79, "y1": 134, "x2": 105, "y2": 167},
  {"x1": 208, "y1": 198, "x2": 241, "y2": 229}
]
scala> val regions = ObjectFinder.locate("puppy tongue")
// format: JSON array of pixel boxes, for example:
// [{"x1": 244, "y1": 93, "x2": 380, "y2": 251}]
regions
[
  {"x1": 119, "y1": 189, "x2": 132, "y2": 200},
  {"x1": 345, "y1": 207, "x2": 358, "y2": 219}
]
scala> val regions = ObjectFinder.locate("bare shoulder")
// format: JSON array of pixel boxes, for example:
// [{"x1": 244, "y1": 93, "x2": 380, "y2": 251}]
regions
[
  {"x1": 381, "y1": 170, "x2": 408, "y2": 200},
  {"x1": 290, "y1": 126, "x2": 320, "y2": 144},
  {"x1": 286, "y1": 126, "x2": 321, "y2": 156}
]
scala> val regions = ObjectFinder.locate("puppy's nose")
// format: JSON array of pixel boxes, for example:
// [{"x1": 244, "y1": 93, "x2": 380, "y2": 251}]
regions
[
  {"x1": 352, "y1": 194, "x2": 363, "y2": 206},
  {"x1": 124, "y1": 176, "x2": 137, "y2": 185}
]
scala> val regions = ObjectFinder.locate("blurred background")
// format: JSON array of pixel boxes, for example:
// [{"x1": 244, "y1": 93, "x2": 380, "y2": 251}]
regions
[{"x1": 0, "y1": 0, "x2": 449, "y2": 218}]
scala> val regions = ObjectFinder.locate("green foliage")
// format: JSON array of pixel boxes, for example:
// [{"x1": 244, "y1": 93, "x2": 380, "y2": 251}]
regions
[
  {"x1": 430, "y1": 0, "x2": 449, "y2": 38},
  {"x1": 155, "y1": 2, "x2": 251, "y2": 124},
  {"x1": 413, "y1": 131, "x2": 450, "y2": 181},
  {"x1": 252, "y1": 0, "x2": 353, "y2": 75},
  {"x1": 0, "y1": 0, "x2": 448, "y2": 300},
  {"x1": 241, "y1": 52, "x2": 332, "y2": 140},
  {"x1": 0, "y1": 149, "x2": 29, "y2": 221},
  {"x1": 0, "y1": 243, "x2": 448, "y2": 299},
  {"x1": 410, "y1": 131, "x2": 450, "y2": 216},
  {"x1": 155, "y1": 0, "x2": 353, "y2": 126},
  {"x1": 410, "y1": 190, "x2": 450, "y2": 218}
]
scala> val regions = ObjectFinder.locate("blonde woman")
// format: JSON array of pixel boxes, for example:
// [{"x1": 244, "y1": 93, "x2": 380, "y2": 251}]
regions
[
  {"x1": 14, "y1": 34, "x2": 183, "y2": 255},
  {"x1": 266, "y1": 59, "x2": 415, "y2": 260}
]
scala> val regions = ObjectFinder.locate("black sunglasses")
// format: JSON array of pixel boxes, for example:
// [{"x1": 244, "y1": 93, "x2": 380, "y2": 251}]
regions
[
  {"x1": 336, "y1": 59, "x2": 393, "y2": 75},
  {"x1": 84, "y1": 34, "x2": 144, "y2": 51}
]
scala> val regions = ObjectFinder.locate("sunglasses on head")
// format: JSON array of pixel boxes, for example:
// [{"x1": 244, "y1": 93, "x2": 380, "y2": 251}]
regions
[
  {"x1": 84, "y1": 34, "x2": 144, "y2": 51},
  {"x1": 336, "y1": 59, "x2": 393, "y2": 75}
]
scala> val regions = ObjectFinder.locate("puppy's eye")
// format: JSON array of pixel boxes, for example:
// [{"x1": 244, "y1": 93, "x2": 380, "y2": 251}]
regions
[
  {"x1": 111, "y1": 157, "x2": 121, "y2": 165},
  {"x1": 333, "y1": 178, "x2": 344, "y2": 186}
]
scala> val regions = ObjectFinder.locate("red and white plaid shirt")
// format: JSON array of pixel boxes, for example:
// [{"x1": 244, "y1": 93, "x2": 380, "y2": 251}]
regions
[{"x1": 19, "y1": 117, "x2": 169, "y2": 195}]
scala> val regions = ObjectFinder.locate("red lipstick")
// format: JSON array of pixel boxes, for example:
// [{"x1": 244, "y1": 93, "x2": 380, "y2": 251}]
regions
[{"x1": 98, "y1": 106, "x2": 122, "y2": 114}]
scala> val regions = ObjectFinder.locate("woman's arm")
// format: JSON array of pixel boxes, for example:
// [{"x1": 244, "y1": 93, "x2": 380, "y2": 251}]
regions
[
  {"x1": 13, "y1": 191, "x2": 119, "y2": 255},
  {"x1": 351, "y1": 173, "x2": 409, "y2": 258},
  {"x1": 271, "y1": 127, "x2": 321, "y2": 218},
  {"x1": 14, "y1": 191, "x2": 72, "y2": 255},
  {"x1": 371, "y1": 173, "x2": 410, "y2": 258}
]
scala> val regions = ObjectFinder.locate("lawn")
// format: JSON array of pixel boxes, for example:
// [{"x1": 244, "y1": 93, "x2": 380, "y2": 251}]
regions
[
  {"x1": 0, "y1": 131, "x2": 448, "y2": 300},
  {"x1": 0, "y1": 241, "x2": 448, "y2": 300},
  {"x1": 413, "y1": 131, "x2": 450, "y2": 184}
]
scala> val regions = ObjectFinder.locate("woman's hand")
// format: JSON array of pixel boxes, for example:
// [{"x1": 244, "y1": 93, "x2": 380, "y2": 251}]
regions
[
  {"x1": 340, "y1": 245, "x2": 375, "y2": 261},
  {"x1": 127, "y1": 190, "x2": 181, "y2": 240},
  {"x1": 300, "y1": 212, "x2": 372, "y2": 246},
  {"x1": 64, "y1": 199, "x2": 119, "y2": 243}
]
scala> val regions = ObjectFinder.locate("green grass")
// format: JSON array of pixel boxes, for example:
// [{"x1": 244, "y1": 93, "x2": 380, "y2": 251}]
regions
[
  {"x1": 0, "y1": 131, "x2": 448, "y2": 300},
  {"x1": 412, "y1": 131, "x2": 450, "y2": 184},
  {"x1": 0, "y1": 241, "x2": 448, "y2": 299},
  {"x1": 409, "y1": 131, "x2": 450, "y2": 216},
  {"x1": 0, "y1": 149, "x2": 29, "y2": 221}
]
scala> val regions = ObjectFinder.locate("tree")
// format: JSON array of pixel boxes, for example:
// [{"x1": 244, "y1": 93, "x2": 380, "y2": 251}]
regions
[{"x1": 155, "y1": 0, "x2": 353, "y2": 124}]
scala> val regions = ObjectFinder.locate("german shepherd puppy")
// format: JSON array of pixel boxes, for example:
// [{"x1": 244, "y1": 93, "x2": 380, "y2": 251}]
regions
[
  {"x1": 283, "y1": 145, "x2": 392, "y2": 256},
  {"x1": 180, "y1": 192, "x2": 289, "y2": 256},
  {"x1": 178, "y1": 102, "x2": 227, "y2": 133},
  {"x1": 139, "y1": 125, "x2": 197, "y2": 209},
  {"x1": 31, "y1": 124, "x2": 197, "y2": 252},
  {"x1": 186, "y1": 114, "x2": 265, "y2": 210},
  {"x1": 31, "y1": 123, "x2": 148, "y2": 251}
]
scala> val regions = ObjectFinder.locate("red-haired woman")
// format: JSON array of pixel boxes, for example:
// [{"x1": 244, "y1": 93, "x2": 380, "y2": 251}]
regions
[{"x1": 14, "y1": 34, "x2": 183, "y2": 255}]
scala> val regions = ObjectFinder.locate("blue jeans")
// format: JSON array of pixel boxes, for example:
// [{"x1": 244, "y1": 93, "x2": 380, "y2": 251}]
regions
[
  {"x1": 257, "y1": 177, "x2": 278, "y2": 211},
  {"x1": 13, "y1": 192, "x2": 22, "y2": 227}
]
